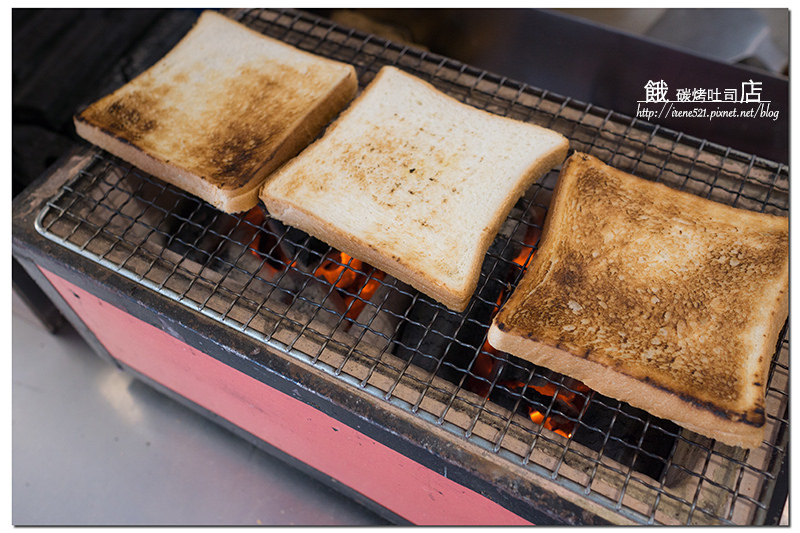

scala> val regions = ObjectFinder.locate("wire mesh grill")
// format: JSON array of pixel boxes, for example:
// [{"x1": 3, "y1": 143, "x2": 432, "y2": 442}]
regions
[{"x1": 35, "y1": 8, "x2": 788, "y2": 525}]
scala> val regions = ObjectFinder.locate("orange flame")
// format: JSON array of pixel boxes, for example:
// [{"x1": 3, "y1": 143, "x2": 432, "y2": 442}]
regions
[
  {"x1": 468, "y1": 289, "x2": 506, "y2": 397},
  {"x1": 240, "y1": 207, "x2": 289, "y2": 277},
  {"x1": 243, "y1": 207, "x2": 265, "y2": 259},
  {"x1": 512, "y1": 244, "x2": 534, "y2": 269},
  {"x1": 315, "y1": 251, "x2": 386, "y2": 321},
  {"x1": 467, "y1": 220, "x2": 586, "y2": 439},
  {"x1": 500, "y1": 379, "x2": 588, "y2": 439},
  {"x1": 529, "y1": 410, "x2": 571, "y2": 439},
  {"x1": 470, "y1": 227, "x2": 539, "y2": 397},
  {"x1": 510, "y1": 223, "x2": 542, "y2": 269},
  {"x1": 239, "y1": 209, "x2": 386, "y2": 319}
]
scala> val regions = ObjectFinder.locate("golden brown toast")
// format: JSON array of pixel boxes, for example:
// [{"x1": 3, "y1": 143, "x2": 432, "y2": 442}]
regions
[
  {"x1": 74, "y1": 10, "x2": 357, "y2": 213},
  {"x1": 260, "y1": 66, "x2": 569, "y2": 311},
  {"x1": 487, "y1": 152, "x2": 789, "y2": 448}
]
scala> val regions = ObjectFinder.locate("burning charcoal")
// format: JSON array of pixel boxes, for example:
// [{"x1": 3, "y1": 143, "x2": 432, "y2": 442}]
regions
[
  {"x1": 303, "y1": 250, "x2": 390, "y2": 327},
  {"x1": 465, "y1": 344, "x2": 507, "y2": 398},
  {"x1": 571, "y1": 394, "x2": 679, "y2": 481},
  {"x1": 492, "y1": 360, "x2": 679, "y2": 480},
  {"x1": 350, "y1": 278, "x2": 413, "y2": 353},
  {"x1": 393, "y1": 295, "x2": 466, "y2": 384},
  {"x1": 160, "y1": 199, "x2": 237, "y2": 268},
  {"x1": 491, "y1": 362, "x2": 590, "y2": 439},
  {"x1": 176, "y1": 204, "x2": 235, "y2": 268},
  {"x1": 214, "y1": 207, "x2": 274, "y2": 268},
  {"x1": 395, "y1": 202, "x2": 531, "y2": 387},
  {"x1": 265, "y1": 217, "x2": 329, "y2": 269}
]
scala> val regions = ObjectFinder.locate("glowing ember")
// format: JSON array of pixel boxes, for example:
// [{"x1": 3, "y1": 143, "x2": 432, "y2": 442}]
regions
[
  {"x1": 499, "y1": 379, "x2": 590, "y2": 439},
  {"x1": 467, "y1": 218, "x2": 589, "y2": 439},
  {"x1": 528, "y1": 411, "x2": 570, "y2": 439},
  {"x1": 314, "y1": 251, "x2": 386, "y2": 321},
  {"x1": 316, "y1": 252, "x2": 360, "y2": 287},
  {"x1": 510, "y1": 223, "x2": 542, "y2": 269},
  {"x1": 239, "y1": 208, "x2": 387, "y2": 320},
  {"x1": 240, "y1": 207, "x2": 286, "y2": 276}
]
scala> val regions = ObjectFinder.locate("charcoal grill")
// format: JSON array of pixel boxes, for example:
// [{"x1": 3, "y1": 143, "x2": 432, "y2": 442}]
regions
[{"x1": 12, "y1": 8, "x2": 788, "y2": 526}]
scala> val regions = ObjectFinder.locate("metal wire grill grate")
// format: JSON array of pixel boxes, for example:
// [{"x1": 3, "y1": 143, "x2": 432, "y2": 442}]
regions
[{"x1": 35, "y1": 8, "x2": 788, "y2": 525}]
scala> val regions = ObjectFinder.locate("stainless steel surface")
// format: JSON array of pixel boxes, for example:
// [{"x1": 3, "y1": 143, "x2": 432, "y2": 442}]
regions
[{"x1": 12, "y1": 303, "x2": 386, "y2": 526}]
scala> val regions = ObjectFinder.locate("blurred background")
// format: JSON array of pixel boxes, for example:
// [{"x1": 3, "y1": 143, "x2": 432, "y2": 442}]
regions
[{"x1": 562, "y1": 8, "x2": 788, "y2": 73}]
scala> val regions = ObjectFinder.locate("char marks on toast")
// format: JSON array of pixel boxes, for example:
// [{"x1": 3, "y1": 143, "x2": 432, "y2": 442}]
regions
[
  {"x1": 74, "y1": 10, "x2": 357, "y2": 213},
  {"x1": 259, "y1": 66, "x2": 569, "y2": 311},
  {"x1": 488, "y1": 152, "x2": 789, "y2": 449}
]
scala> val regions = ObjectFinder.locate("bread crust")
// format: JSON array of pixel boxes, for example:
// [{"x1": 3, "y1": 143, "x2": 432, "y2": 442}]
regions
[
  {"x1": 260, "y1": 66, "x2": 569, "y2": 311},
  {"x1": 73, "y1": 10, "x2": 357, "y2": 213},
  {"x1": 488, "y1": 152, "x2": 789, "y2": 448}
]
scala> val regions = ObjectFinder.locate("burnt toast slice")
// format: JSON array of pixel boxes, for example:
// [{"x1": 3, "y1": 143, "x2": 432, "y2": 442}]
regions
[
  {"x1": 260, "y1": 66, "x2": 569, "y2": 311},
  {"x1": 74, "y1": 10, "x2": 357, "y2": 213},
  {"x1": 488, "y1": 152, "x2": 789, "y2": 448}
]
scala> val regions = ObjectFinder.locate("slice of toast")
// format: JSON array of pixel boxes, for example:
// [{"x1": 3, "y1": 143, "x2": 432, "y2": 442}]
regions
[
  {"x1": 487, "y1": 152, "x2": 789, "y2": 449},
  {"x1": 74, "y1": 10, "x2": 357, "y2": 213},
  {"x1": 259, "y1": 66, "x2": 569, "y2": 311}
]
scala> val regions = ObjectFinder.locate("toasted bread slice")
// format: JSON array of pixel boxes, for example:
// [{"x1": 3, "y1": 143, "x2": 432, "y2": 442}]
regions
[
  {"x1": 487, "y1": 152, "x2": 788, "y2": 448},
  {"x1": 259, "y1": 66, "x2": 569, "y2": 311},
  {"x1": 74, "y1": 10, "x2": 357, "y2": 213}
]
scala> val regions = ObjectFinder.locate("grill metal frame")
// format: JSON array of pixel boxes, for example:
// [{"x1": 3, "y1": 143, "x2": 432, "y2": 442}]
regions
[{"x1": 29, "y1": 8, "x2": 788, "y2": 525}]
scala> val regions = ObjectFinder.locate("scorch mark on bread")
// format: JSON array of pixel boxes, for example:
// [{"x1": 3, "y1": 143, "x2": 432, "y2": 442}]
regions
[
  {"x1": 74, "y1": 10, "x2": 357, "y2": 213},
  {"x1": 488, "y1": 152, "x2": 788, "y2": 448},
  {"x1": 260, "y1": 65, "x2": 569, "y2": 311}
]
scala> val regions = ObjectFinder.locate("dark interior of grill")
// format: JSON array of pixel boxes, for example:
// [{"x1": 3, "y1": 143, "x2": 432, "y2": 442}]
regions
[
  {"x1": 29, "y1": 8, "x2": 789, "y2": 526},
  {"x1": 158, "y1": 181, "x2": 685, "y2": 482}
]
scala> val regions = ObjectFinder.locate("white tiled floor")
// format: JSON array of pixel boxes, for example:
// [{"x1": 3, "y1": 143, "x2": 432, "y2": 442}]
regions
[{"x1": 12, "y1": 299, "x2": 387, "y2": 526}]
